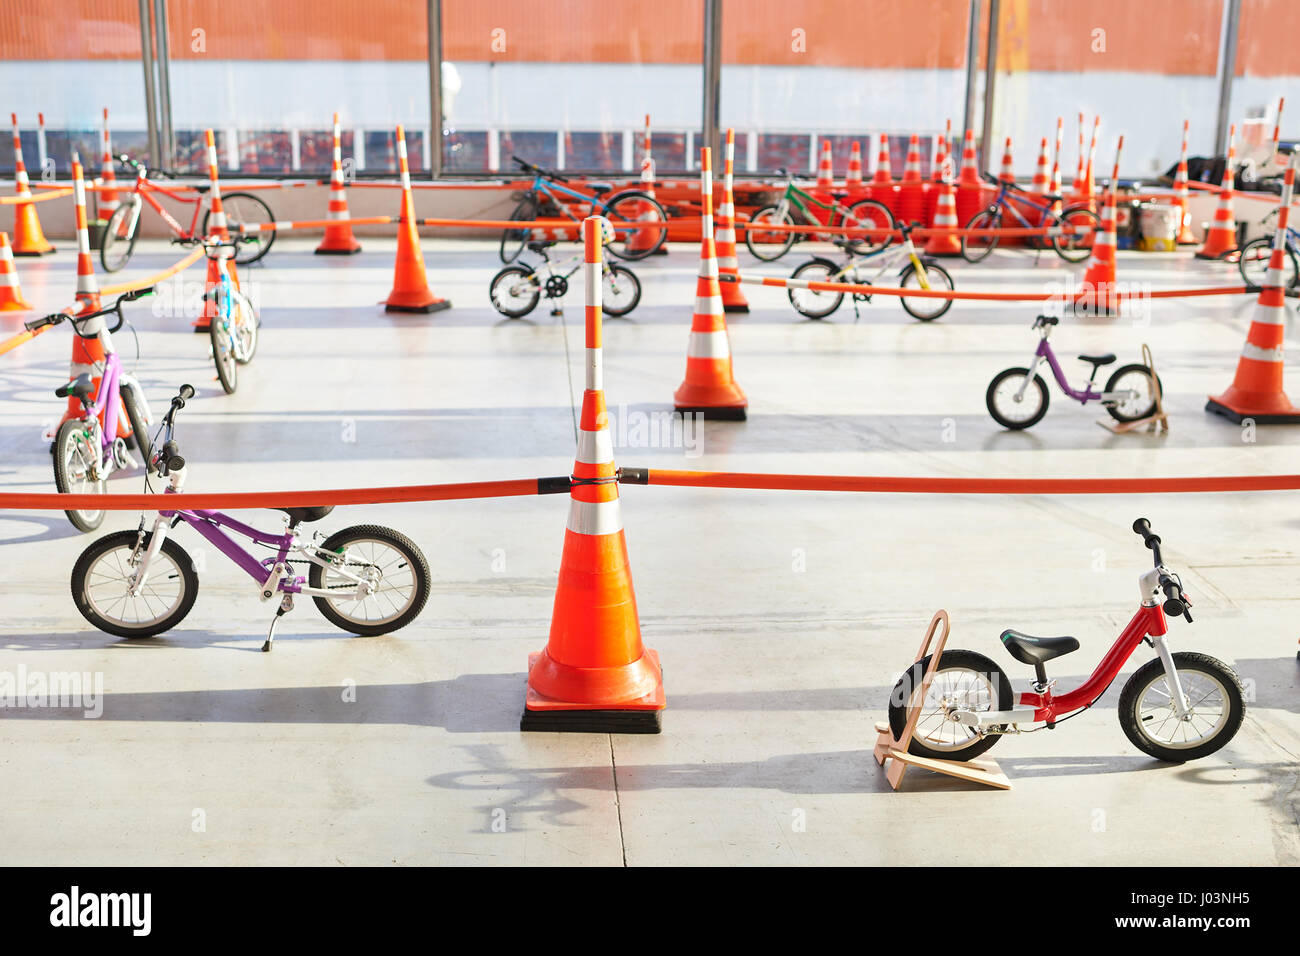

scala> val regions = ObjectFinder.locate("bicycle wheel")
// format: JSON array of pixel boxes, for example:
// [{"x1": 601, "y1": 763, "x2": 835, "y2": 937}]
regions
[
  {"x1": 228, "y1": 289, "x2": 259, "y2": 364},
  {"x1": 72, "y1": 530, "x2": 198, "y2": 638},
  {"x1": 100, "y1": 201, "x2": 139, "y2": 273},
  {"x1": 489, "y1": 265, "x2": 541, "y2": 317},
  {"x1": 1053, "y1": 205, "x2": 1099, "y2": 263},
  {"x1": 1237, "y1": 236, "x2": 1299, "y2": 287},
  {"x1": 53, "y1": 418, "x2": 106, "y2": 532},
  {"x1": 898, "y1": 261, "x2": 954, "y2": 321},
  {"x1": 843, "y1": 199, "x2": 895, "y2": 255},
  {"x1": 745, "y1": 206, "x2": 797, "y2": 262},
  {"x1": 1104, "y1": 363, "x2": 1163, "y2": 422},
  {"x1": 788, "y1": 258, "x2": 844, "y2": 319},
  {"x1": 308, "y1": 525, "x2": 431, "y2": 636},
  {"x1": 604, "y1": 190, "x2": 667, "y2": 260},
  {"x1": 499, "y1": 197, "x2": 537, "y2": 264},
  {"x1": 602, "y1": 265, "x2": 641, "y2": 316},
  {"x1": 961, "y1": 209, "x2": 1001, "y2": 262},
  {"x1": 119, "y1": 382, "x2": 153, "y2": 470},
  {"x1": 887, "y1": 649, "x2": 1015, "y2": 762},
  {"x1": 206, "y1": 192, "x2": 276, "y2": 264},
  {"x1": 986, "y1": 367, "x2": 1050, "y2": 429},
  {"x1": 210, "y1": 318, "x2": 238, "y2": 394},
  {"x1": 1118, "y1": 652, "x2": 1245, "y2": 763}
]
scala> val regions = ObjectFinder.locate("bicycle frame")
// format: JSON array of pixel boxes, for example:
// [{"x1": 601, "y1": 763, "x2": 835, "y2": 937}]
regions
[
  {"x1": 1016, "y1": 328, "x2": 1135, "y2": 406},
  {"x1": 986, "y1": 181, "x2": 1054, "y2": 229},
  {"x1": 118, "y1": 168, "x2": 205, "y2": 240},
  {"x1": 68, "y1": 324, "x2": 150, "y2": 475},
  {"x1": 832, "y1": 234, "x2": 929, "y2": 288},
  {"x1": 777, "y1": 179, "x2": 853, "y2": 227},
  {"x1": 530, "y1": 174, "x2": 615, "y2": 219}
]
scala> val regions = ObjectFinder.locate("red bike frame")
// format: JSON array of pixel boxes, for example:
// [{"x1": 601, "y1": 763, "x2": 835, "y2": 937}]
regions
[
  {"x1": 1019, "y1": 602, "x2": 1168, "y2": 721},
  {"x1": 121, "y1": 169, "x2": 206, "y2": 239}
]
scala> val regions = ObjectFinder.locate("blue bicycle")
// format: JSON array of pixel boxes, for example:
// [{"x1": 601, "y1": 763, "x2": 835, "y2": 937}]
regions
[
  {"x1": 500, "y1": 156, "x2": 668, "y2": 263},
  {"x1": 962, "y1": 170, "x2": 1099, "y2": 264}
]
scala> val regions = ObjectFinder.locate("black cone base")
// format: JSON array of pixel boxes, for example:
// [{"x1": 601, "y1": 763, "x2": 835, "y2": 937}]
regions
[
  {"x1": 520, "y1": 708, "x2": 663, "y2": 734},
  {"x1": 385, "y1": 299, "x2": 452, "y2": 314},
  {"x1": 1205, "y1": 399, "x2": 1300, "y2": 424},
  {"x1": 674, "y1": 405, "x2": 748, "y2": 421}
]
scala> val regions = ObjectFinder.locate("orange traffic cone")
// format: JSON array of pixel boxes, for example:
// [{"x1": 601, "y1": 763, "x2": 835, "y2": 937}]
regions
[
  {"x1": 955, "y1": 127, "x2": 983, "y2": 226},
  {"x1": 872, "y1": 133, "x2": 893, "y2": 185},
  {"x1": 1049, "y1": 117, "x2": 1063, "y2": 201},
  {"x1": 1207, "y1": 155, "x2": 1299, "y2": 423},
  {"x1": 1075, "y1": 137, "x2": 1123, "y2": 315},
  {"x1": 0, "y1": 233, "x2": 31, "y2": 310},
  {"x1": 1270, "y1": 97, "x2": 1285, "y2": 163},
  {"x1": 522, "y1": 216, "x2": 665, "y2": 733},
  {"x1": 816, "y1": 138, "x2": 834, "y2": 190},
  {"x1": 316, "y1": 112, "x2": 362, "y2": 255},
  {"x1": 9, "y1": 114, "x2": 54, "y2": 256},
  {"x1": 896, "y1": 133, "x2": 925, "y2": 226},
  {"x1": 845, "y1": 141, "x2": 865, "y2": 198},
  {"x1": 385, "y1": 125, "x2": 450, "y2": 313},
  {"x1": 999, "y1": 137, "x2": 1015, "y2": 183},
  {"x1": 193, "y1": 128, "x2": 237, "y2": 332},
  {"x1": 1031, "y1": 137, "x2": 1050, "y2": 194},
  {"x1": 57, "y1": 156, "x2": 115, "y2": 432},
  {"x1": 925, "y1": 164, "x2": 962, "y2": 257},
  {"x1": 99, "y1": 108, "x2": 119, "y2": 218},
  {"x1": 1173, "y1": 119, "x2": 1196, "y2": 244},
  {"x1": 932, "y1": 124, "x2": 949, "y2": 183},
  {"x1": 1074, "y1": 117, "x2": 1100, "y2": 209},
  {"x1": 1197, "y1": 125, "x2": 1238, "y2": 260},
  {"x1": 674, "y1": 147, "x2": 747, "y2": 420},
  {"x1": 716, "y1": 128, "x2": 748, "y2": 314},
  {"x1": 1072, "y1": 113, "x2": 1086, "y2": 199},
  {"x1": 626, "y1": 114, "x2": 667, "y2": 257}
]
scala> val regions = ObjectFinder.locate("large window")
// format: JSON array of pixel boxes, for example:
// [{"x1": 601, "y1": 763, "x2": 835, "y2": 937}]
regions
[
  {"x1": 989, "y1": 1, "x2": 1224, "y2": 177},
  {"x1": 441, "y1": 0, "x2": 704, "y2": 174}
]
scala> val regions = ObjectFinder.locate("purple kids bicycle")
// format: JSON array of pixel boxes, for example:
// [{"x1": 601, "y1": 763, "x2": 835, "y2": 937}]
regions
[
  {"x1": 24, "y1": 290, "x2": 158, "y2": 533},
  {"x1": 985, "y1": 315, "x2": 1162, "y2": 430},
  {"x1": 70, "y1": 386, "x2": 431, "y2": 651}
]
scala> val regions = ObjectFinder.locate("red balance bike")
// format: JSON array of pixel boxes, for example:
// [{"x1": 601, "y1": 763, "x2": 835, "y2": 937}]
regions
[{"x1": 888, "y1": 519, "x2": 1245, "y2": 764}]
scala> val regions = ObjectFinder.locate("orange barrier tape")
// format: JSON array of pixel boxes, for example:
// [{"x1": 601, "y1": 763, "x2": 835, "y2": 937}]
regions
[
  {"x1": 0, "y1": 188, "x2": 73, "y2": 205},
  {"x1": 0, "y1": 476, "x2": 573, "y2": 512},
  {"x1": 724, "y1": 272, "x2": 1253, "y2": 302},
  {"x1": 238, "y1": 215, "x2": 392, "y2": 233},
  {"x1": 99, "y1": 247, "x2": 205, "y2": 297},
  {"x1": 1186, "y1": 180, "x2": 1300, "y2": 206},
  {"x1": 0, "y1": 322, "x2": 53, "y2": 358},
  {"x1": 732, "y1": 219, "x2": 1094, "y2": 238},
  {"x1": 617, "y1": 468, "x2": 1300, "y2": 495},
  {"x1": 420, "y1": 217, "x2": 638, "y2": 232}
]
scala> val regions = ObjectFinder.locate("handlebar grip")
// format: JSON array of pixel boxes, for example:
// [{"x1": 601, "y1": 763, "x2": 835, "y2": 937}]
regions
[
  {"x1": 178, "y1": 384, "x2": 195, "y2": 401},
  {"x1": 24, "y1": 315, "x2": 59, "y2": 332},
  {"x1": 1132, "y1": 518, "x2": 1153, "y2": 537}
]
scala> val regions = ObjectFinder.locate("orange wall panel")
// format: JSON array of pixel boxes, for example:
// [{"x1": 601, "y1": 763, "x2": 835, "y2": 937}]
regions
[{"x1": 1235, "y1": 0, "x2": 1300, "y2": 76}]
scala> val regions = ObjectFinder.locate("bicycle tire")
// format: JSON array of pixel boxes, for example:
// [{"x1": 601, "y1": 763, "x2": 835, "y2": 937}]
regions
[
  {"x1": 308, "y1": 525, "x2": 431, "y2": 636},
  {"x1": 1237, "y1": 236, "x2": 1299, "y2": 287},
  {"x1": 887, "y1": 649, "x2": 1015, "y2": 762},
  {"x1": 961, "y1": 208, "x2": 1001, "y2": 262},
  {"x1": 745, "y1": 205, "x2": 797, "y2": 261},
  {"x1": 489, "y1": 265, "x2": 541, "y2": 317},
  {"x1": 1053, "y1": 205, "x2": 1099, "y2": 263},
  {"x1": 602, "y1": 265, "x2": 641, "y2": 316},
  {"x1": 53, "y1": 418, "x2": 106, "y2": 532},
  {"x1": 100, "y1": 201, "x2": 140, "y2": 273},
  {"x1": 210, "y1": 318, "x2": 238, "y2": 394},
  {"x1": 119, "y1": 382, "x2": 153, "y2": 471},
  {"x1": 204, "y1": 192, "x2": 276, "y2": 264},
  {"x1": 843, "y1": 199, "x2": 895, "y2": 255},
  {"x1": 603, "y1": 190, "x2": 667, "y2": 260},
  {"x1": 500, "y1": 197, "x2": 537, "y2": 264},
  {"x1": 228, "y1": 289, "x2": 259, "y2": 364},
  {"x1": 788, "y1": 258, "x2": 844, "y2": 318},
  {"x1": 898, "y1": 261, "x2": 954, "y2": 321},
  {"x1": 71, "y1": 530, "x2": 199, "y2": 638}
]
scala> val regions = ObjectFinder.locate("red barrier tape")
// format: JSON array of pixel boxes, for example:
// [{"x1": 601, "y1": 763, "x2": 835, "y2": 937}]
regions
[
  {"x1": 617, "y1": 469, "x2": 1300, "y2": 495},
  {"x1": 0, "y1": 188, "x2": 72, "y2": 205}
]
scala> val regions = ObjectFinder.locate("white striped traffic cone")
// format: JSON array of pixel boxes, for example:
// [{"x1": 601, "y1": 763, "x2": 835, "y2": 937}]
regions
[
  {"x1": 58, "y1": 156, "x2": 110, "y2": 428},
  {"x1": 626, "y1": 114, "x2": 667, "y2": 257},
  {"x1": 522, "y1": 215, "x2": 665, "y2": 733},
  {"x1": 1075, "y1": 137, "x2": 1123, "y2": 315},
  {"x1": 999, "y1": 137, "x2": 1015, "y2": 183},
  {"x1": 845, "y1": 141, "x2": 865, "y2": 195},
  {"x1": 385, "y1": 124, "x2": 449, "y2": 313},
  {"x1": 816, "y1": 138, "x2": 834, "y2": 190},
  {"x1": 1197, "y1": 125, "x2": 1238, "y2": 260},
  {"x1": 674, "y1": 146, "x2": 747, "y2": 419},
  {"x1": 716, "y1": 128, "x2": 748, "y2": 313},
  {"x1": 1031, "y1": 137, "x2": 1050, "y2": 193},
  {"x1": 194, "y1": 129, "x2": 237, "y2": 331},
  {"x1": 0, "y1": 233, "x2": 31, "y2": 310},
  {"x1": 1049, "y1": 117, "x2": 1063, "y2": 200},
  {"x1": 316, "y1": 112, "x2": 362, "y2": 255},
  {"x1": 99, "y1": 108, "x2": 119, "y2": 217},
  {"x1": 1174, "y1": 119, "x2": 1195, "y2": 244},
  {"x1": 1206, "y1": 154, "x2": 1299, "y2": 423},
  {"x1": 9, "y1": 113, "x2": 54, "y2": 256}
]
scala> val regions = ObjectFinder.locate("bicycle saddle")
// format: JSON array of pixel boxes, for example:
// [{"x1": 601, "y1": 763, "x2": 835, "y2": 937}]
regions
[
  {"x1": 1077, "y1": 353, "x2": 1117, "y2": 367},
  {"x1": 55, "y1": 372, "x2": 95, "y2": 401},
  {"x1": 586, "y1": 181, "x2": 613, "y2": 195},
  {"x1": 526, "y1": 239, "x2": 557, "y2": 252},
  {"x1": 1000, "y1": 630, "x2": 1080, "y2": 665},
  {"x1": 276, "y1": 505, "x2": 335, "y2": 525},
  {"x1": 191, "y1": 184, "x2": 211, "y2": 193}
]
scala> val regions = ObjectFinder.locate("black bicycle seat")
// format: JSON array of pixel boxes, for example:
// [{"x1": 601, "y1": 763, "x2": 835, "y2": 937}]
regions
[
  {"x1": 526, "y1": 239, "x2": 557, "y2": 252},
  {"x1": 191, "y1": 184, "x2": 211, "y2": 194},
  {"x1": 586, "y1": 181, "x2": 613, "y2": 195},
  {"x1": 1077, "y1": 353, "x2": 1117, "y2": 367},
  {"x1": 1000, "y1": 630, "x2": 1080, "y2": 665},
  {"x1": 55, "y1": 372, "x2": 95, "y2": 401},
  {"x1": 277, "y1": 505, "x2": 334, "y2": 525}
]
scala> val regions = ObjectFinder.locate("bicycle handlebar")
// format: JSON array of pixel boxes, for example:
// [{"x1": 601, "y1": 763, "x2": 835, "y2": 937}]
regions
[
  {"x1": 155, "y1": 384, "x2": 195, "y2": 474},
  {"x1": 513, "y1": 155, "x2": 568, "y2": 183},
  {"x1": 24, "y1": 288, "x2": 154, "y2": 333},
  {"x1": 1133, "y1": 518, "x2": 1193, "y2": 620}
]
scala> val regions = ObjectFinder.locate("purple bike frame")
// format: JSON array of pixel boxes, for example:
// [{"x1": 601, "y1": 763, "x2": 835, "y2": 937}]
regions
[
  {"x1": 1034, "y1": 338, "x2": 1103, "y2": 404},
  {"x1": 79, "y1": 350, "x2": 124, "y2": 456},
  {"x1": 158, "y1": 493, "x2": 306, "y2": 594}
]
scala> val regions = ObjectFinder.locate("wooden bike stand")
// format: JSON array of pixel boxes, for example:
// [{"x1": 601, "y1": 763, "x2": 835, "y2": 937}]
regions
[
  {"x1": 1099, "y1": 343, "x2": 1169, "y2": 434},
  {"x1": 874, "y1": 610, "x2": 1012, "y2": 791}
]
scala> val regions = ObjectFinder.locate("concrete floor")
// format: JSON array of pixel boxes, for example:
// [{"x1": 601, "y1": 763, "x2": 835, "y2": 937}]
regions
[{"x1": 1, "y1": 238, "x2": 1297, "y2": 866}]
